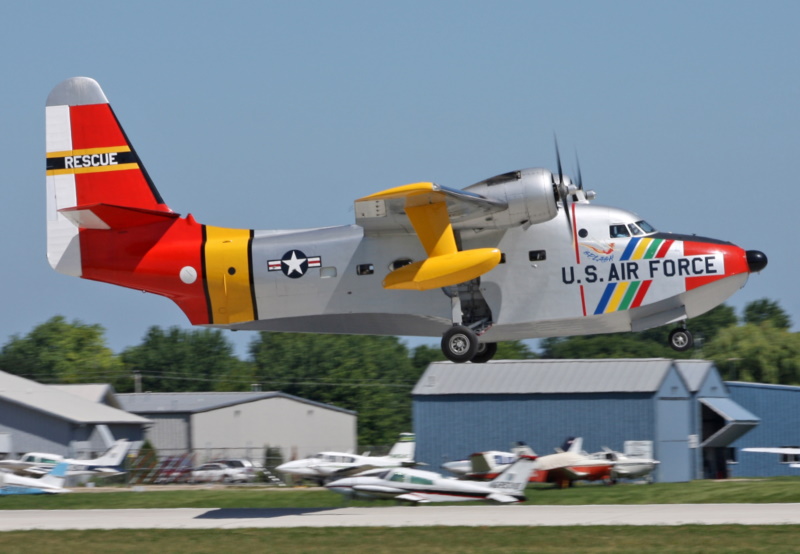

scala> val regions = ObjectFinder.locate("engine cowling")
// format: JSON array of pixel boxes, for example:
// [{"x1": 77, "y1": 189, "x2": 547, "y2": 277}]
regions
[{"x1": 460, "y1": 168, "x2": 559, "y2": 230}]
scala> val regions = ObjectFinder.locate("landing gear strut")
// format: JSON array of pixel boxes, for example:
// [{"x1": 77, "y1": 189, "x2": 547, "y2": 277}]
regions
[{"x1": 668, "y1": 327, "x2": 694, "y2": 352}]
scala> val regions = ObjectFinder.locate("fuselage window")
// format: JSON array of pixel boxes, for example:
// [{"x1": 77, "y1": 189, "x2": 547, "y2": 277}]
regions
[
  {"x1": 357, "y1": 264, "x2": 374, "y2": 275},
  {"x1": 529, "y1": 250, "x2": 546, "y2": 261},
  {"x1": 610, "y1": 225, "x2": 630, "y2": 238}
]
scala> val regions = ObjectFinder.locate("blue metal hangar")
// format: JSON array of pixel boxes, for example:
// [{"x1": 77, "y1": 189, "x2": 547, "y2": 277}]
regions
[{"x1": 411, "y1": 359, "x2": 797, "y2": 482}]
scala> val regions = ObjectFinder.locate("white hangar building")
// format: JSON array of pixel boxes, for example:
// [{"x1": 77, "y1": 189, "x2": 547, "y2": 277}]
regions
[
  {"x1": 117, "y1": 391, "x2": 357, "y2": 462},
  {"x1": 0, "y1": 370, "x2": 150, "y2": 459}
]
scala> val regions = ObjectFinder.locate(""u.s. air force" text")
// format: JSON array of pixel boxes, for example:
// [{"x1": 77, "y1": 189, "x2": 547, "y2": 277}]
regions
[{"x1": 561, "y1": 255, "x2": 722, "y2": 285}]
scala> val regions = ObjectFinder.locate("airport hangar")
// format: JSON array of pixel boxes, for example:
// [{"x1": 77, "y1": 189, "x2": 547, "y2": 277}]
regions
[
  {"x1": 116, "y1": 391, "x2": 357, "y2": 463},
  {"x1": 0, "y1": 370, "x2": 149, "y2": 460},
  {"x1": 411, "y1": 359, "x2": 800, "y2": 482}
]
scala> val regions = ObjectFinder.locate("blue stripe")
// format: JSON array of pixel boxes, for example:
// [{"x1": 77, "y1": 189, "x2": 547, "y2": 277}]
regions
[
  {"x1": 620, "y1": 238, "x2": 640, "y2": 261},
  {"x1": 594, "y1": 283, "x2": 617, "y2": 315}
]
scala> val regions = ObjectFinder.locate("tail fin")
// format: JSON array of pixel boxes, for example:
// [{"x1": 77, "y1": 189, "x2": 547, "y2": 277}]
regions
[
  {"x1": 387, "y1": 433, "x2": 415, "y2": 461},
  {"x1": 39, "y1": 462, "x2": 69, "y2": 489},
  {"x1": 83, "y1": 439, "x2": 131, "y2": 468},
  {"x1": 486, "y1": 455, "x2": 537, "y2": 502},
  {"x1": 45, "y1": 77, "x2": 172, "y2": 275}
]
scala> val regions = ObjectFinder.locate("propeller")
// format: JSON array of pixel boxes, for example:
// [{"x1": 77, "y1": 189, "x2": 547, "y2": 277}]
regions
[
  {"x1": 575, "y1": 152, "x2": 584, "y2": 191},
  {"x1": 553, "y1": 136, "x2": 575, "y2": 239}
]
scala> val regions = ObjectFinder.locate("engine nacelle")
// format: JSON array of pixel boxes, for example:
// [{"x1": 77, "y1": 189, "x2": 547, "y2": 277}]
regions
[{"x1": 460, "y1": 168, "x2": 559, "y2": 230}]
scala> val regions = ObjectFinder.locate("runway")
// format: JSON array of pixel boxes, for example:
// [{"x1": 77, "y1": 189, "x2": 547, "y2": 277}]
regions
[{"x1": 2, "y1": 504, "x2": 800, "y2": 530}]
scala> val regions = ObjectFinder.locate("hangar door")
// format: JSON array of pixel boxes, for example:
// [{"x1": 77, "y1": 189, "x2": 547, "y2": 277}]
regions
[
  {"x1": 656, "y1": 399, "x2": 691, "y2": 482},
  {"x1": 699, "y1": 397, "x2": 760, "y2": 479}
]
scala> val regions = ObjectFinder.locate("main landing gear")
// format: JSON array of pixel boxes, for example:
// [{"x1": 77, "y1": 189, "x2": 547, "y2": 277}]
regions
[
  {"x1": 668, "y1": 326, "x2": 694, "y2": 352},
  {"x1": 441, "y1": 325, "x2": 497, "y2": 363}
]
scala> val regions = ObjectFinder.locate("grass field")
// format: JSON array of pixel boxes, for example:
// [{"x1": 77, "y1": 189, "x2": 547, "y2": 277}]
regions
[
  {"x1": 2, "y1": 477, "x2": 800, "y2": 510},
  {"x1": 1, "y1": 479, "x2": 799, "y2": 553}
]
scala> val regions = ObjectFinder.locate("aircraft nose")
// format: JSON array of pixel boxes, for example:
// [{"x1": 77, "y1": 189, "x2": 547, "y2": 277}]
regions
[{"x1": 746, "y1": 250, "x2": 768, "y2": 273}]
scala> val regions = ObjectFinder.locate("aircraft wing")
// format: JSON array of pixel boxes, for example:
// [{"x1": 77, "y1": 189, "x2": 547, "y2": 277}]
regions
[
  {"x1": 355, "y1": 182, "x2": 507, "y2": 234},
  {"x1": 743, "y1": 447, "x2": 800, "y2": 455},
  {"x1": 354, "y1": 183, "x2": 504, "y2": 291},
  {"x1": 351, "y1": 484, "x2": 407, "y2": 496},
  {"x1": 395, "y1": 493, "x2": 430, "y2": 503}
]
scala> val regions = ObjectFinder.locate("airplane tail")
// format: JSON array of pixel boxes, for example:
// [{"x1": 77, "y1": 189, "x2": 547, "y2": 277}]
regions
[
  {"x1": 387, "y1": 433, "x2": 415, "y2": 461},
  {"x1": 46, "y1": 77, "x2": 174, "y2": 276},
  {"x1": 39, "y1": 462, "x2": 70, "y2": 489},
  {"x1": 44, "y1": 77, "x2": 258, "y2": 327},
  {"x1": 84, "y1": 439, "x2": 131, "y2": 468},
  {"x1": 486, "y1": 455, "x2": 537, "y2": 502}
]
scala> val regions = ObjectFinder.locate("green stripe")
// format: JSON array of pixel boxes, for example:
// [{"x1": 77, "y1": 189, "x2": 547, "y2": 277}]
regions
[
  {"x1": 619, "y1": 281, "x2": 641, "y2": 311},
  {"x1": 644, "y1": 238, "x2": 662, "y2": 259}
]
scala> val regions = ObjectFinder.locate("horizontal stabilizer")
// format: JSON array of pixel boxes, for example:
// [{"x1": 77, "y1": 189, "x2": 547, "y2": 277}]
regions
[
  {"x1": 486, "y1": 492, "x2": 522, "y2": 503},
  {"x1": 384, "y1": 248, "x2": 502, "y2": 291},
  {"x1": 59, "y1": 203, "x2": 179, "y2": 230}
]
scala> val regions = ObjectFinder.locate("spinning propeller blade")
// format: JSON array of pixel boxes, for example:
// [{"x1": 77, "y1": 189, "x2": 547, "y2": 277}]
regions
[{"x1": 553, "y1": 136, "x2": 574, "y2": 240}]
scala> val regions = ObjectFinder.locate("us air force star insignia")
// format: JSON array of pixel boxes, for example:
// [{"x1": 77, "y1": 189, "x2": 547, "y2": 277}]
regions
[{"x1": 267, "y1": 250, "x2": 321, "y2": 279}]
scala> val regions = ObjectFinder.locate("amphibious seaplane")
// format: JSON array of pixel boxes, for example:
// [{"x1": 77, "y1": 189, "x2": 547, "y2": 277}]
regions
[
  {"x1": 45, "y1": 77, "x2": 768, "y2": 362},
  {"x1": 326, "y1": 455, "x2": 537, "y2": 504}
]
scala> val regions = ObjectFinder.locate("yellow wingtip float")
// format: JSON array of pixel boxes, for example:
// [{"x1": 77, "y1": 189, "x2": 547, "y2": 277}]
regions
[{"x1": 383, "y1": 248, "x2": 502, "y2": 291}]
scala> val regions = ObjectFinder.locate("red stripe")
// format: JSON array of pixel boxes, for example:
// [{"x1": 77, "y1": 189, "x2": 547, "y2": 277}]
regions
[
  {"x1": 572, "y1": 203, "x2": 580, "y2": 264},
  {"x1": 655, "y1": 239, "x2": 674, "y2": 258},
  {"x1": 579, "y1": 285, "x2": 587, "y2": 317},
  {"x1": 630, "y1": 279, "x2": 652, "y2": 309}
]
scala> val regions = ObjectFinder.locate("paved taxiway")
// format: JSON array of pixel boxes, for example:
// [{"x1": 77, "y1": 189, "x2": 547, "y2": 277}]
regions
[{"x1": 2, "y1": 504, "x2": 800, "y2": 530}]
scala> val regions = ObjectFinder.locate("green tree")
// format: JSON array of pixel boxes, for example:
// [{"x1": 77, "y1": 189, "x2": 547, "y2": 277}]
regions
[
  {"x1": 249, "y1": 333, "x2": 417, "y2": 446},
  {"x1": 120, "y1": 326, "x2": 246, "y2": 392},
  {"x1": 0, "y1": 316, "x2": 124, "y2": 385},
  {"x1": 705, "y1": 322, "x2": 800, "y2": 384},
  {"x1": 743, "y1": 298, "x2": 791, "y2": 330}
]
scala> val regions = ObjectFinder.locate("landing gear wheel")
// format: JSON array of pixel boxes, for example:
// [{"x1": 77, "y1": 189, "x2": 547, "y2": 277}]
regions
[
  {"x1": 668, "y1": 328, "x2": 694, "y2": 352},
  {"x1": 471, "y1": 342, "x2": 497, "y2": 363},
  {"x1": 441, "y1": 325, "x2": 479, "y2": 363}
]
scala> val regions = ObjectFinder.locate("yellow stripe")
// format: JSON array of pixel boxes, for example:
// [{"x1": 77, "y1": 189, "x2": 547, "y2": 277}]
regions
[
  {"x1": 204, "y1": 226, "x2": 255, "y2": 325},
  {"x1": 606, "y1": 281, "x2": 630, "y2": 313},
  {"x1": 631, "y1": 238, "x2": 652, "y2": 260},
  {"x1": 46, "y1": 163, "x2": 139, "y2": 176},
  {"x1": 47, "y1": 146, "x2": 132, "y2": 158}
]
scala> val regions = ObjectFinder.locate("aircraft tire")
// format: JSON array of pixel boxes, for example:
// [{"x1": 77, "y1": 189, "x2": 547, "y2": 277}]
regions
[
  {"x1": 668, "y1": 328, "x2": 694, "y2": 351},
  {"x1": 471, "y1": 342, "x2": 498, "y2": 363},
  {"x1": 441, "y1": 326, "x2": 479, "y2": 363}
]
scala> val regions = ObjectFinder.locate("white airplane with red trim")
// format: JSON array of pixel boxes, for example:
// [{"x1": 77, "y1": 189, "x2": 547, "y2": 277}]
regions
[
  {"x1": 45, "y1": 77, "x2": 768, "y2": 362},
  {"x1": 326, "y1": 455, "x2": 537, "y2": 504}
]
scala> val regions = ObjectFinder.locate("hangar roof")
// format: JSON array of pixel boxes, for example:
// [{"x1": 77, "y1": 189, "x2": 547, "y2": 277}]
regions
[
  {"x1": 0, "y1": 370, "x2": 149, "y2": 425},
  {"x1": 117, "y1": 391, "x2": 356, "y2": 416},
  {"x1": 674, "y1": 360, "x2": 716, "y2": 392},
  {"x1": 412, "y1": 359, "x2": 677, "y2": 395}
]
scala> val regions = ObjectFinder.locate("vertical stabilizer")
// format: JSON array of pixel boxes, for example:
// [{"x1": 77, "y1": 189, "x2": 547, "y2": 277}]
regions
[
  {"x1": 387, "y1": 432, "x2": 415, "y2": 461},
  {"x1": 45, "y1": 77, "x2": 171, "y2": 275}
]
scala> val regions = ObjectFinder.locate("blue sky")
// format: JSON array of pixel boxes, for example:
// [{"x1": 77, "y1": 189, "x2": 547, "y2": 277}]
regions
[{"x1": 2, "y1": 1, "x2": 796, "y2": 358}]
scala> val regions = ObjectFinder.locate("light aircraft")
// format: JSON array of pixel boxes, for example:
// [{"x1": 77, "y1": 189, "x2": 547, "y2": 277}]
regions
[
  {"x1": 45, "y1": 77, "x2": 768, "y2": 362},
  {"x1": 587, "y1": 448, "x2": 660, "y2": 482},
  {"x1": 0, "y1": 463, "x2": 71, "y2": 495},
  {"x1": 444, "y1": 438, "x2": 614, "y2": 487},
  {"x1": 742, "y1": 447, "x2": 800, "y2": 468},
  {"x1": 276, "y1": 433, "x2": 415, "y2": 484},
  {"x1": 326, "y1": 454, "x2": 537, "y2": 503},
  {"x1": 0, "y1": 439, "x2": 130, "y2": 477}
]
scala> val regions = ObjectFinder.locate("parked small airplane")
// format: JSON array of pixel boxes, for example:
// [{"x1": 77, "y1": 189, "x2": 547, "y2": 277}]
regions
[
  {"x1": 45, "y1": 77, "x2": 767, "y2": 362},
  {"x1": 0, "y1": 463, "x2": 71, "y2": 495},
  {"x1": 587, "y1": 448, "x2": 660, "y2": 482},
  {"x1": 276, "y1": 433, "x2": 415, "y2": 484},
  {"x1": 742, "y1": 447, "x2": 800, "y2": 468},
  {"x1": 446, "y1": 438, "x2": 614, "y2": 487},
  {"x1": 326, "y1": 454, "x2": 537, "y2": 503},
  {"x1": 0, "y1": 439, "x2": 130, "y2": 477}
]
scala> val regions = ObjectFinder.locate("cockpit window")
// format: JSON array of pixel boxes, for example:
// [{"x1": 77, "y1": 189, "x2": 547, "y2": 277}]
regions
[
  {"x1": 628, "y1": 223, "x2": 643, "y2": 236},
  {"x1": 637, "y1": 220, "x2": 656, "y2": 233},
  {"x1": 610, "y1": 224, "x2": 630, "y2": 238}
]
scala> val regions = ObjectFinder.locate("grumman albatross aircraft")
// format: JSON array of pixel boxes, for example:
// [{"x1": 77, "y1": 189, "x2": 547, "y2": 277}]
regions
[
  {"x1": 45, "y1": 77, "x2": 768, "y2": 362},
  {"x1": 326, "y1": 455, "x2": 537, "y2": 504}
]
